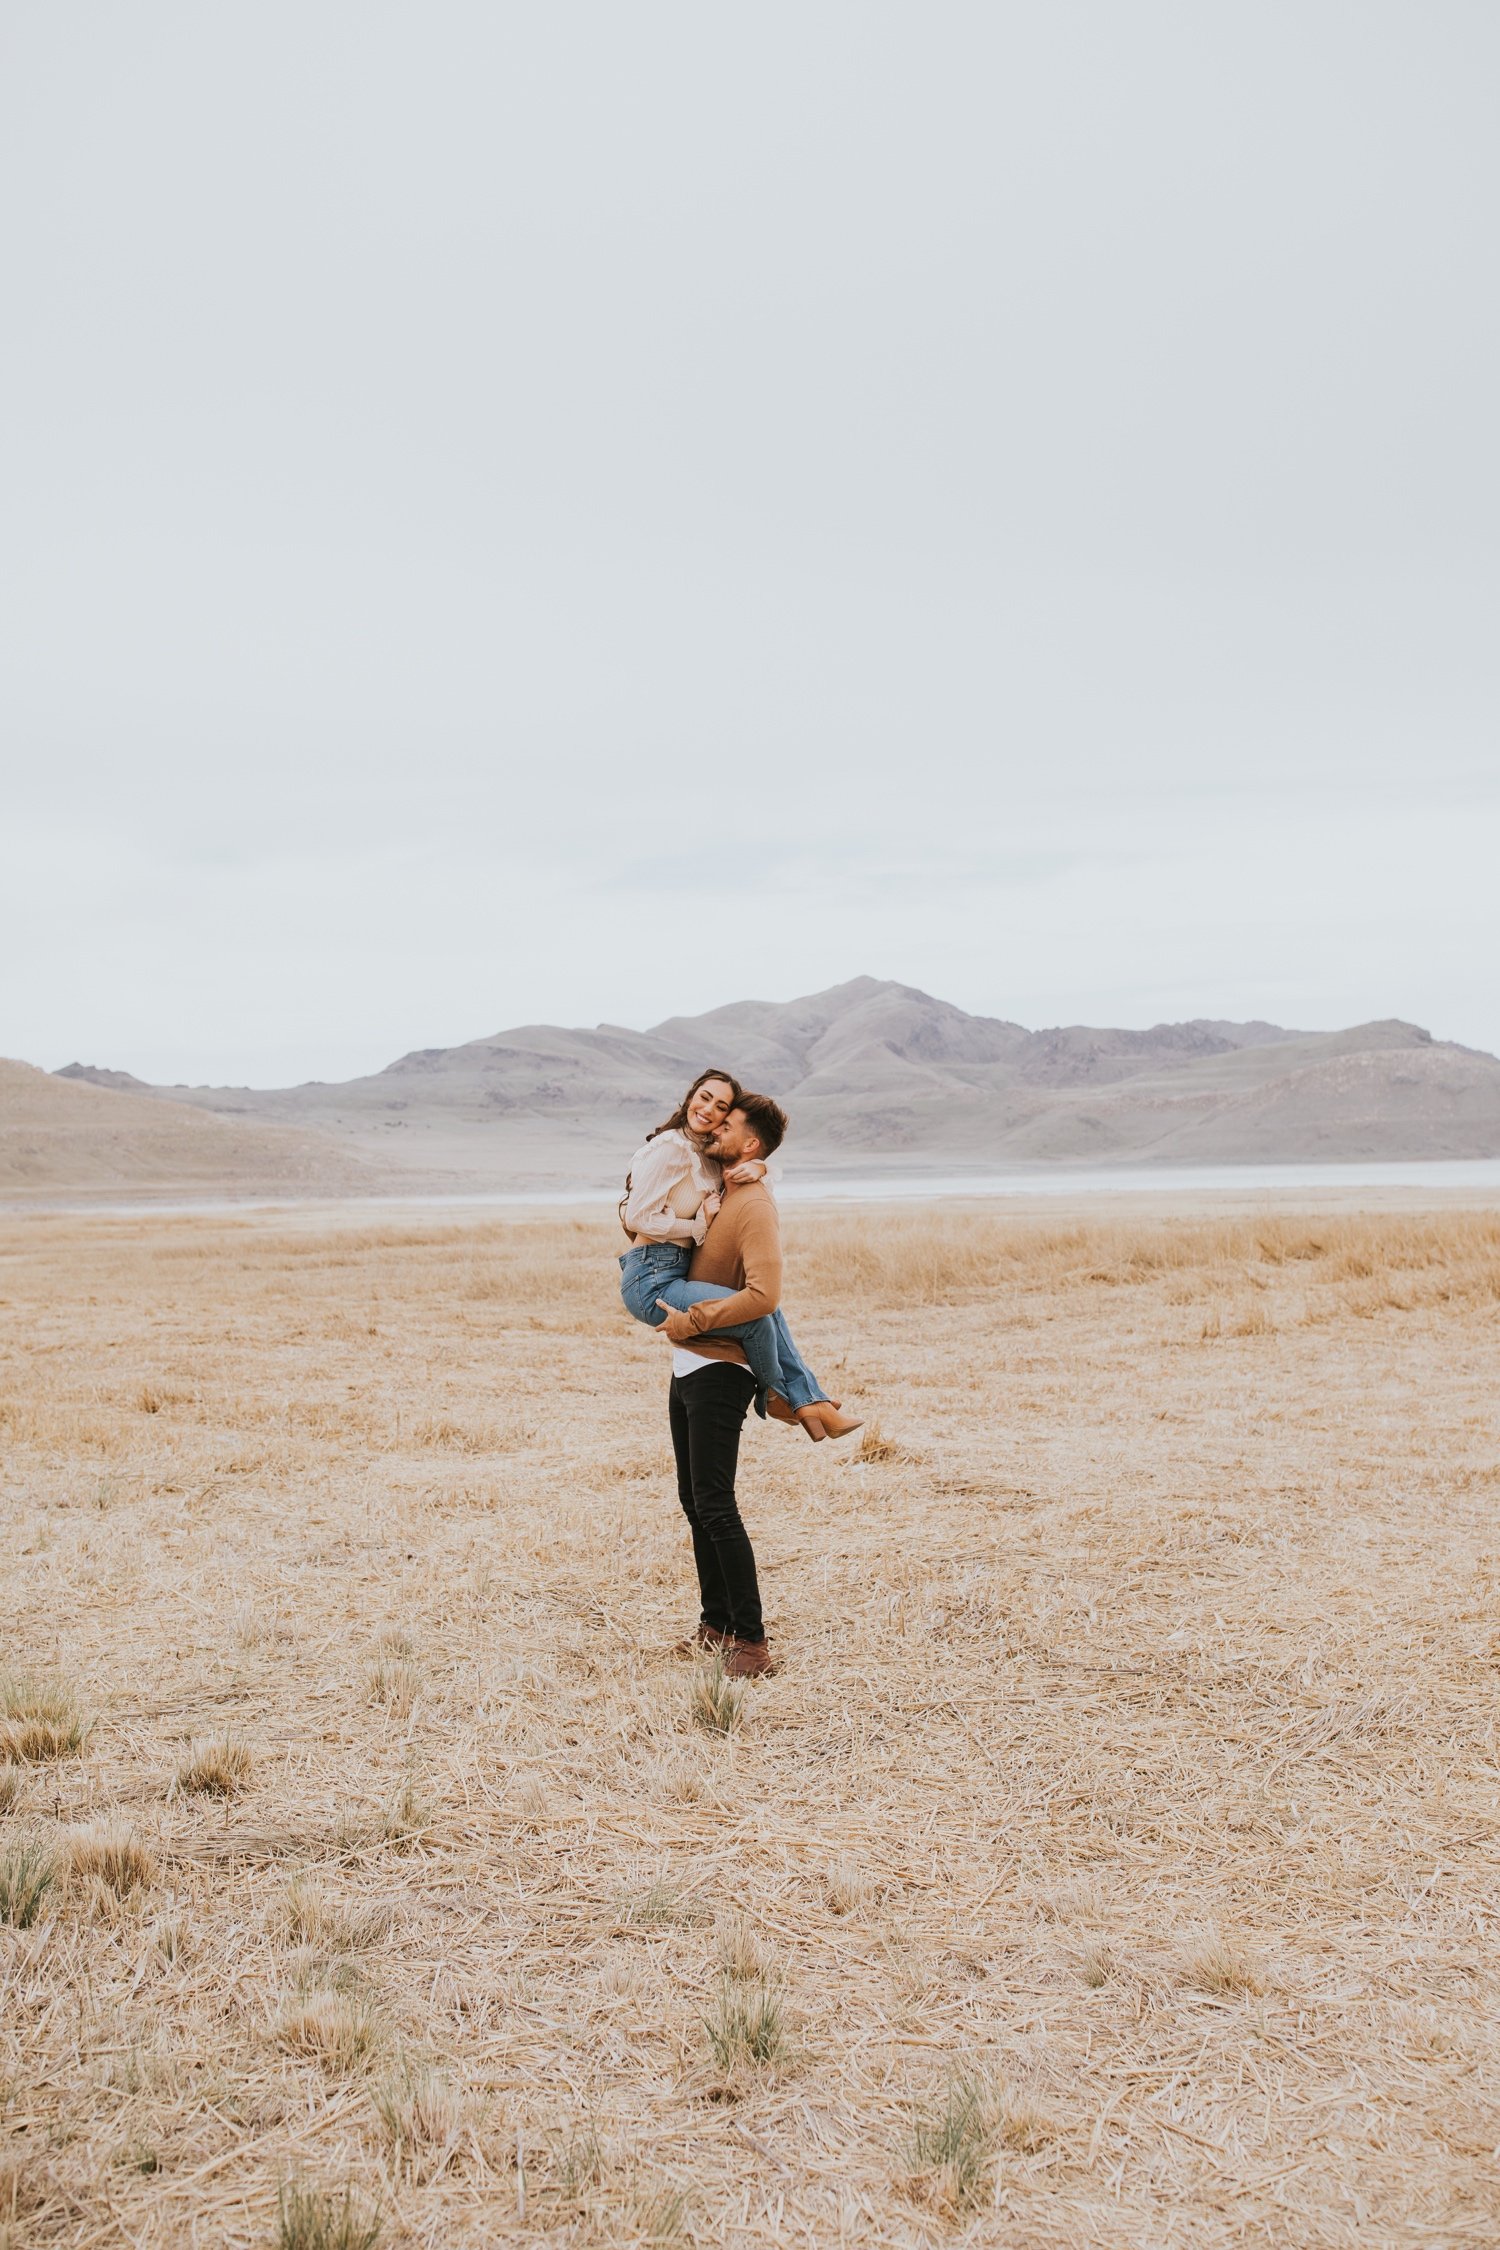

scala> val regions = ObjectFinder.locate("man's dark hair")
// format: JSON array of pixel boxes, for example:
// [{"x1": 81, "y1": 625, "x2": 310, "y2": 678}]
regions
[{"x1": 735, "y1": 1092, "x2": 787, "y2": 1158}]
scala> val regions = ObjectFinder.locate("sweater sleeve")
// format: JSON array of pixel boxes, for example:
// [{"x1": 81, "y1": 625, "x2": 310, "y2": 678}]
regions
[
  {"x1": 683, "y1": 1196, "x2": 782, "y2": 1329},
  {"x1": 621, "y1": 1135, "x2": 708, "y2": 1246}
]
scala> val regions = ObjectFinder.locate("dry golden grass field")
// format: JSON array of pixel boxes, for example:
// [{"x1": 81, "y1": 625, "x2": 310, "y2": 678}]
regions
[{"x1": 3, "y1": 1202, "x2": 1500, "y2": 2249}]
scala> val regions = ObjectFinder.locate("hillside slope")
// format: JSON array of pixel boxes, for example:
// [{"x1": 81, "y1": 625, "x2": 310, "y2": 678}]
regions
[
  {"x1": 48, "y1": 980, "x2": 1500, "y2": 1187},
  {"x1": 2, "y1": 1059, "x2": 377, "y2": 1199}
]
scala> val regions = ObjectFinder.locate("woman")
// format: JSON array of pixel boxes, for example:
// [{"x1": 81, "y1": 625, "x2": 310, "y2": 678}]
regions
[{"x1": 618, "y1": 1069, "x2": 861, "y2": 1440}]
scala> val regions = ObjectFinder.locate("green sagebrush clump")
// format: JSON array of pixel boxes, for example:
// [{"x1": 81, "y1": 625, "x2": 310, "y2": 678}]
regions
[
  {"x1": 0, "y1": 1839, "x2": 58, "y2": 1927},
  {"x1": 904, "y1": 2072, "x2": 997, "y2": 2215},
  {"x1": 275, "y1": 2180, "x2": 382, "y2": 2250},
  {"x1": 705, "y1": 1977, "x2": 786, "y2": 2071}
]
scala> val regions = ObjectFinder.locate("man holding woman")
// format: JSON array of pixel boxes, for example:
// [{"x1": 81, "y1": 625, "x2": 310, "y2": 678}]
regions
[{"x1": 618, "y1": 1072, "x2": 859, "y2": 1678}]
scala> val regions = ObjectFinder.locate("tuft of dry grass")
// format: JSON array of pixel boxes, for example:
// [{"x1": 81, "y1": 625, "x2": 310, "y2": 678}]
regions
[
  {"x1": 135, "y1": 1382, "x2": 192, "y2": 1415},
  {"x1": 408, "y1": 1413, "x2": 507, "y2": 1453},
  {"x1": 275, "y1": 1989, "x2": 382, "y2": 2073},
  {"x1": 1180, "y1": 1930, "x2": 1266, "y2": 1996},
  {"x1": 508, "y1": 1771, "x2": 551, "y2": 1826},
  {"x1": 690, "y1": 1655, "x2": 743, "y2": 1735},
  {"x1": 0, "y1": 1768, "x2": 23, "y2": 1816},
  {"x1": 631, "y1": 2185, "x2": 690, "y2": 2243},
  {"x1": 370, "y1": 2057, "x2": 460, "y2": 2179},
  {"x1": 1078, "y1": 1940, "x2": 1115, "y2": 1988},
  {"x1": 822, "y1": 1855, "x2": 873, "y2": 1917},
  {"x1": 0, "y1": 1674, "x2": 86, "y2": 1764},
  {"x1": 997, "y1": 2090, "x2": 1059, "y2": 2153},
  {"x1": 368, "y1": 1657, "x2": 421, "y2": 1717},
  {"x1": 618, "y1": 1876, "x2": 684, "y2": 1929},
  {"x1": 174, "y1": 1736, "x2": 253, "y2": 1797},
  {"x1": 67, "y1": 1820, "x2": 156, "y2": 1897},
  {"x1": 281, "y1": 1875, "x2": 389, "y2": 1953},
  {"x1": 232, "y1": 1596, "x2": 290, "y2": 1649},
  {"x1": 855, "y1": 1425, "x2": 918, "y2": 1466},
  {"x1": 377, "y1": 1769, "x2": 432, "y2": 1847},
  {"x1": 549, "y1": 2118, "x2": 606, "y2": 2198},
  {"x1": 717, "y1": 1914, "x2": 773, "y2": 1983}
]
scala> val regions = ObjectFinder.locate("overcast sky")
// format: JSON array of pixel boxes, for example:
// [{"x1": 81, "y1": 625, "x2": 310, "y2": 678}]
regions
[{"x1": 3, "y1": 3, "x2": 1497, "y2": 1085}]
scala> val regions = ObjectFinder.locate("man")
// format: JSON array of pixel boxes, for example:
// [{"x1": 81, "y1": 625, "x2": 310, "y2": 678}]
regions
[{"x1": 656, "y1": 1091, "x2": 792, "y2": 1680}]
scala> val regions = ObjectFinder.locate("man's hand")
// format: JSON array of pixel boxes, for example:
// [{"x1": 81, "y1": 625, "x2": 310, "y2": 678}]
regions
[{"x1": 656, "y1": 1302, "x2": 697, "y2": 1343}]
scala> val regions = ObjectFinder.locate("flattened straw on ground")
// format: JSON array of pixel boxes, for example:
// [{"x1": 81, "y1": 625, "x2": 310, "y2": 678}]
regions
[{"x1": 1, "y1": 1204, "x2": 1498, "y2": 2243}]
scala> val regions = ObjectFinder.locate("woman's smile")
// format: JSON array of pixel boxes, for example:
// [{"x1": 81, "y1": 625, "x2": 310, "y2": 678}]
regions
[{"x1": 686, "y1": 1079, "x2": 736, "y2": 1135}]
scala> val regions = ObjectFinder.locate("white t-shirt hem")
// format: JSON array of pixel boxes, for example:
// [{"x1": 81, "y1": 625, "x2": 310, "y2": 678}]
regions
[{"x1": 671, "y1": 1344, "x2": 719, "y2": 1378}]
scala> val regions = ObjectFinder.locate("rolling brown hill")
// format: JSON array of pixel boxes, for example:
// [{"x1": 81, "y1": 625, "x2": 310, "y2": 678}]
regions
[
  {"x1": 44, "y1": 978, "x2": 1500, "y2": 1191},
  {"x1": 0, "y1": 1059, "x2": 378, "y2": 1200}
]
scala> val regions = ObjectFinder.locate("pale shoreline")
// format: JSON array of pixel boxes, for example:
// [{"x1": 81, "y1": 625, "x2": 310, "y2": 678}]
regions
[{"x1": 6, "y1": 1154, "x2": 1500, "y2": 1224}]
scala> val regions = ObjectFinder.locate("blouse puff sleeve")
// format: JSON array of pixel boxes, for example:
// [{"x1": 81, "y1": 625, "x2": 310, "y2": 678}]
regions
[{"x1": 621, "y1": 1131, "x2": 718, "y2": 1247}]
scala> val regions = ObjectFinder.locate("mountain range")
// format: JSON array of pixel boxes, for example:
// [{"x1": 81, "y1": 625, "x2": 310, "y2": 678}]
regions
[{"x1": 15, "y1": 976, "x2": 1499, "y2": 1198}]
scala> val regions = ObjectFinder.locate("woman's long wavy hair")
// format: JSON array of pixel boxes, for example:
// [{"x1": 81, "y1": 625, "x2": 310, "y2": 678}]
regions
[{"x1": 620, "y1": 1067, "x2": 742, "y2": 1238}]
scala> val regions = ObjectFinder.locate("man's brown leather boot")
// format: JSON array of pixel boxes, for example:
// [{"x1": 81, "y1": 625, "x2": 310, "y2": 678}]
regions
[
  {"x1": 722, "y1": 1637, "x2": 777, "y2": 1679},
  {"x1": 671, "y1": 1623, "x2": 732, "y2": 1658}
]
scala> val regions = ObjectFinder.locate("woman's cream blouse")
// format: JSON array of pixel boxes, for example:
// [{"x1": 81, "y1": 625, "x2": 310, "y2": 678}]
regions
[{"x1": 621, "y1": 1128, "x2": 722, "y2": 1247}]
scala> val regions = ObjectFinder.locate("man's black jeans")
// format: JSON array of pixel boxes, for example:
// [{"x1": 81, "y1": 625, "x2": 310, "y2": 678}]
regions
[{"x1": 668, "y1": 1361, "x2": 765, "y2": 1644}]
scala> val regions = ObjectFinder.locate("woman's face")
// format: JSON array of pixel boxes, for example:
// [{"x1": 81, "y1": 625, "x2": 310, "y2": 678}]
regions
[{"x1": 685, "y1": 1077, "x2": 736, "y2": 1137}]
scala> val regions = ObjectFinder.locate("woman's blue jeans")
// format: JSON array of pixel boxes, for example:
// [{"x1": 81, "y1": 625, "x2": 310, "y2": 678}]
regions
[{"x1": 618, "y1": 1243, "x2": 829, "y2": 1416}]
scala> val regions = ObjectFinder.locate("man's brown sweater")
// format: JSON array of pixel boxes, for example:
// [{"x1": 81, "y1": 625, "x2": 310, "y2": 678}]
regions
[{"x1": 675, "y1": 1179, "x2": 782, "y2": 1370}]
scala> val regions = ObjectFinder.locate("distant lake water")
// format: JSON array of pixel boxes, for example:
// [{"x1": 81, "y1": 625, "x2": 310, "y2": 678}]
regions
[
  {"x1": 19, "y1": 1157, "x2": 1500, "y2": 1220},
  {"x1": 776, "y1": 1159, "x2": 1500, "y2": 1201},
  {"x1": 357, "y1": 1158, "x2": 1500, "y2": 1205}
]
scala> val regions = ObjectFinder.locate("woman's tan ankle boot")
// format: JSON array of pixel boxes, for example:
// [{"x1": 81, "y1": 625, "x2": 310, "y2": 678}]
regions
[
  {"x1": 794, "y1": 1405, "x2": 827, "y2": 1442},
  {"x1": 811, "y1": 1403, "x2": 863, "y2": 1441}
]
